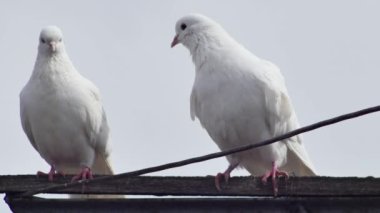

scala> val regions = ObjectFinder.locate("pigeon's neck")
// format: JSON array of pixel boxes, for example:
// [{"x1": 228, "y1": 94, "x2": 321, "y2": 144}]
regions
[
  {"x1": 189, "y1": 31, "x2": 234, "y2": 72},
  {"x1": 32, "y1": 52, "x2": 77, "y2": 79}
]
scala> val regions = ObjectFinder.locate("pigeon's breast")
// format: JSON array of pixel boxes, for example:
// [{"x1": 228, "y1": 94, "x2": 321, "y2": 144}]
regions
[
  {"x1": 192, "y1": 69, "x2": 288, "y2": 173},
  {"x1": 22, "y1": 75, "x2": 99, "y2": 169},
  {"x1": 192, "y1": 68, "x2": 270, "y2": 149}
]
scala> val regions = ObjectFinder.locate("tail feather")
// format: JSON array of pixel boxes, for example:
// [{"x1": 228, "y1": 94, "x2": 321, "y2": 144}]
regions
[
  {"x1": 281, "y1": 138, "x2": 317, "y2": 176},
  {"x1": 92, "y1": 152, "x2": 114, "y2": 175}
]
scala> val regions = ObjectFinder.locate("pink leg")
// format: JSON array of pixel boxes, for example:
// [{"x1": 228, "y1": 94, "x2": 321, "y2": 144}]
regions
[
  {"x1": 261, "y1": 162, "x2": 289, "y2": 196},
  {"x1": 215, "y1": 163, "x2": 239, "y2": 191},
  {"x1": 71, "y1": 167, "x2": 93, "y2": 182},
  {"x1": 37, "y1": 166, "x2": 65, "y2": 181}
]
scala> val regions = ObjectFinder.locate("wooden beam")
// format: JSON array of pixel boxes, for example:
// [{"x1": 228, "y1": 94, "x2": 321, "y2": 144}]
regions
[
  {"x1": 1, "y1": 175, "x2": 380, "y2": 197},
  {"x1": 6, "y1": 196, "x2": 380, "y2": 213}
]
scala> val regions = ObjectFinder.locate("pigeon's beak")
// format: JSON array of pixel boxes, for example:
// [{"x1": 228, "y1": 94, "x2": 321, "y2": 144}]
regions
[
  {"x1": 49, "y1": 41, "x2": 57, "y2": 52},
  {"x1": 171, "y1": 35, "x2": 179, "y2": 48}
]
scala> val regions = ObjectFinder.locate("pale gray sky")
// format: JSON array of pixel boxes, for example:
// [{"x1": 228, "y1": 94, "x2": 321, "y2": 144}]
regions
[{"x1": 1, "y1": 1, "x2": 380, "y2": 211}]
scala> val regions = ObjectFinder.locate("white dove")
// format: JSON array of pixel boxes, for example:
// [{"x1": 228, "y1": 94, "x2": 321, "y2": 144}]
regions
[
  {"x1": 171, "y1": 14, "x2": 316, "y2": 195},
  {"x1": 20, "y1": 26, "x2": 114, "y2": 182}
]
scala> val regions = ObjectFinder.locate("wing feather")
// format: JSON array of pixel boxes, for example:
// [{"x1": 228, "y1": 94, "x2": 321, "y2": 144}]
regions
[{"x1": 261, "y1": 60, "x2": 316, "y2": 175}]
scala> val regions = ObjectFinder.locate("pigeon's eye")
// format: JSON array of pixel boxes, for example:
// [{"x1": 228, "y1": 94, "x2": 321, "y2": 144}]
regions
[
  {"x1": 180, "y1": 23, "x2": 187, "y2": 30},
  {"x1": 59, "y1": 38, "x2": 62, "y2": 42},
  {"x1": 40, "y1": 38, "x2": 46, "y2": 43}
]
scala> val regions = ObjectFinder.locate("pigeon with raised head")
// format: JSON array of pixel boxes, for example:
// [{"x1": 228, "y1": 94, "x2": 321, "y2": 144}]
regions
[
  {"x1": 20, "y1": 26, "x2": 114, "y2": 182},
  {"x1": 171, "y1": 14, "x2": 316, "y2": 195}
]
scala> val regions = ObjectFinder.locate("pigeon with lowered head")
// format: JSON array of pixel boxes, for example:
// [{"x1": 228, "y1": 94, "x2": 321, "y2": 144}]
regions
[{"x1": 171, "y1": 14, "x2": 316, "y2": 195}]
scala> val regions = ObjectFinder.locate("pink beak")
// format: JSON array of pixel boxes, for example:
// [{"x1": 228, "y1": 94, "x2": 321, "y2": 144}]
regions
[
  {"x1": 171, "y1": 35, "x2": 179, "y2": 48},
  {"x1": 49, "y1": 41, "x2": 57, "y2": 52}
]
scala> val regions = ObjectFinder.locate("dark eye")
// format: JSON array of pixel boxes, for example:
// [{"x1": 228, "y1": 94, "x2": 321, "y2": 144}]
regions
[
  {"x1": 59, "y1": 38, "x2": 62, "y2": 42},
  {"x1": 180, "y1": 23, "x2": 187, "y2": 30},
  {"x1": 40, "y1": 38, "x2": 46, "y2": 43}
]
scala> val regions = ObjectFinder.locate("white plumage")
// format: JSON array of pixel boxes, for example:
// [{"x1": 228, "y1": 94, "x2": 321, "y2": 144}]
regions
[
  {"x1": 20, "y1": 26, "x2": 114, "y2": 182},
  {"x1": 172, "y1": 14, "x2": 316, "y2": 194}
]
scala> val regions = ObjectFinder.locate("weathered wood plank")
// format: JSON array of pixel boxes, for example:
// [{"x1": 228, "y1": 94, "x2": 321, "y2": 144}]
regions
[{"x1": 1, "y1": 175, "x2": 380, "y2": 197}]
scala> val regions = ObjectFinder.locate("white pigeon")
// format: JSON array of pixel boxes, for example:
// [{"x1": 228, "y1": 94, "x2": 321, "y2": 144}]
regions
[
  {"x1": 20, "y1": 26, "x2": 114, "y2": 182},
  {"x1": 171, "y1": 14, "x2": 316, "y2": 195}
]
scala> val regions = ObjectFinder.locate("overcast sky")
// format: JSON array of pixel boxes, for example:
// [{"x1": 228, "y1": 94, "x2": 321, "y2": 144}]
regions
[{"x1": 1, "y1": 1, "x2": 380, "y2": 211}]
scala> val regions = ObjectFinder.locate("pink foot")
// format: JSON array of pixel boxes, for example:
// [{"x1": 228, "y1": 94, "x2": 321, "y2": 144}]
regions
[
  {"x1": 215, "y1": 172, "x2": 230, "y2": 191},
  {"x1": 215, "y1": 163, "x2": 239, "y2": 191},
  {"x1": 71, "y1": 167, "x2": 93, "y2": 182},
  {"x1": 261, "y1": 162, "x2": 289, "y2": 196},
  {"x1": 37, "y1": 166, "x2": 65, "y2": 181}
]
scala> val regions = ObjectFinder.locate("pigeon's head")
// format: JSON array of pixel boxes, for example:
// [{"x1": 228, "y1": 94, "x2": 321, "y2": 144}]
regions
[
  {"x1": 38, "y1": 26, "x2": 65, "y2": 54},
  {"x1": 171, "y1": 14, "x2": 220, "y2": 50}
]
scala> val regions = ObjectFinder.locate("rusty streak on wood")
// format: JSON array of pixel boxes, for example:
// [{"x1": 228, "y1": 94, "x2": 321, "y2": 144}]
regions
[{"x1": 1, "y1": 175, "x2": 380, "y2": 197}]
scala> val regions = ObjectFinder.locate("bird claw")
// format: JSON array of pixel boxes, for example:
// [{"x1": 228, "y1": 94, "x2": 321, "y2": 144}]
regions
[
  {"x1": 261, "y1": 163, "x2": 289, "y2": 196},
  {"x1": 214, "y1": 163, "x2": 239, "y2": 191},
  {"x1": 261, "y1": 171, "x2": 288, "y2": 183},
  {"x1": 37, "y1": 166, "x2": 65, "y2": 181},
  {"x1": 215, "y1": 172, "x2": 230, "y2": 191},
  {"x1": 71, "y1": 167, "x2": 93, "y2": 182}
]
